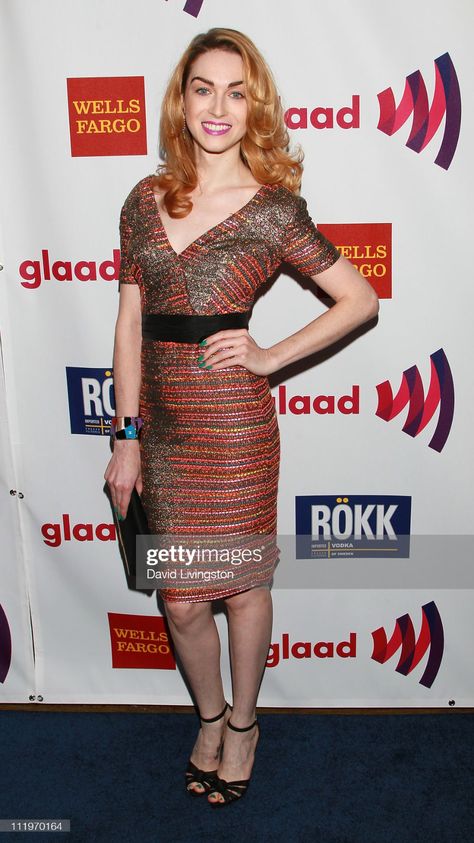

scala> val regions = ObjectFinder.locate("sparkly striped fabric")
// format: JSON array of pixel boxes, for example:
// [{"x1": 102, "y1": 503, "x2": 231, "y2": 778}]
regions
[{"x1": 119, "y1": 175, "x2": 340, "y2": 601}]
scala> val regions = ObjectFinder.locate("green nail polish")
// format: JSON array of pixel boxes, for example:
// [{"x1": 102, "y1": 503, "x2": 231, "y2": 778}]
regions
[
  {"x1": 197, "y1": 355, "x2": 204, "y2": 362},
  {"x1": 198, "y1": 361, "x2": 205, "y2": 368},
  {"x1": 199, "y1": 339, "x2": 207, "y2": 346},
  {"x1": 205, "y1": 364, "x2": 212, "y2": 370}
]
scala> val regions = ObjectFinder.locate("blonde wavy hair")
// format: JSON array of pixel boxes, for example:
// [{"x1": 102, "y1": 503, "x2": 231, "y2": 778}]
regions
[{"x1": 154, "y1": 27, "x2": 303, "y2": 217}]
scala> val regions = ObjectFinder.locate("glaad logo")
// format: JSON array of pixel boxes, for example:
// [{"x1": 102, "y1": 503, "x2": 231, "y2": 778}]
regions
[
  {"x1": 377, "y1": 52, "x2": 461, "y2": 170},
  {"x1": 295, "y1": 494, "x2": 411, "y2": 559},
  {"x1": 19, "y1": 249, "x2": 120, "y2": 289},
  {"x1": 266, "y1": 632, "x2": 356, "y2": 667},
  {"x1": 371, "y1": 601, "x2": 444, "y2": 688},
  {"x1": 41, "y1": 514, "x2": 116, "y2": 547},
  {"x1": 376, "y1": 348, "x2": 455, "y2": 452},
  {"x1": 0, "y1": 604, "x2": 12, "y2": 684},
  {"x1": 285, "y1": 96, "x2": 360, "y2": 131},
  {"x1": 66, "y1": 367, "x2": 115, "y2": 435},
  {"x1": 273, "y1": 384, "x2": 359, "y2": 415}
]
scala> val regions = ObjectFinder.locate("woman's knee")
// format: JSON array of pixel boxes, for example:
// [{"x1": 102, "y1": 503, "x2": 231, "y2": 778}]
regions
[
  {"x1": 224, "y1": 585, "x2": 271, "y2": 613},
  {"x1": 162, "y1": 598, "x2": 211, "y2": 629}
]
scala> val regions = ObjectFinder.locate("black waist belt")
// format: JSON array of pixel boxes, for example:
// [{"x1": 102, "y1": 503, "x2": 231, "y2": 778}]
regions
[{"x1": 142, "y1": 311, "x2": 251, "y2": 344}]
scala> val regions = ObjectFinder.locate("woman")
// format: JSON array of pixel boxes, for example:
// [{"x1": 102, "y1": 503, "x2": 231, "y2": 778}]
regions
[{"x1": 105, "y1": 28, "x2": 378, "y2": 806}]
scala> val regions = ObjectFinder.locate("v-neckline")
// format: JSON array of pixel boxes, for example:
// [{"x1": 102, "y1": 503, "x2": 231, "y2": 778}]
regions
[{"x1": 147, "y1": 176, "x2": 268, "y2": 258}]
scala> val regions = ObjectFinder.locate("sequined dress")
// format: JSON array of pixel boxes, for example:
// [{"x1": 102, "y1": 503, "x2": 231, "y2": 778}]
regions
[{"x1": 118, "y1": 175, "x2": 340, "y2": 601}]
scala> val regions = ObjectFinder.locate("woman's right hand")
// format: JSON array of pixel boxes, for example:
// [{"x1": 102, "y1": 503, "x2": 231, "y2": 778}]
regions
[{"x1": 104, "y1": 440, "x2": 142, "y2": 519}]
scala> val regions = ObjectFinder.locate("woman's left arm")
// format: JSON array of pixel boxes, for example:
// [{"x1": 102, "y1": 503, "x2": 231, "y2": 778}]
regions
[
  {"x1": 264, "y1": 254, "x2": 379, "y2": 373},
  {"x1": 199, "y1": 255, "x2": 379, "y2": 376}
]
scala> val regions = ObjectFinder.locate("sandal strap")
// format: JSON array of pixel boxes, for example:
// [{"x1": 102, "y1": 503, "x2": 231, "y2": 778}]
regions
[
  {"x1": 208, "y1": 775, "x2": 250, "y2": 802},
  {"x1": 186, "y1": 761, "x2": 219, "y2": 786},
  {"x1": 199, "y1": 700, "x2": 230, "y2": 723},
  {"x1": 227, "y1": 718, "x2": 257, "y2": 732}
]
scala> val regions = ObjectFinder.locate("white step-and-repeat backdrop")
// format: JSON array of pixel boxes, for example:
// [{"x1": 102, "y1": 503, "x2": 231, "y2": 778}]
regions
[{"x1": 0, "y1": 0, "x2": 472, "y2": 705}]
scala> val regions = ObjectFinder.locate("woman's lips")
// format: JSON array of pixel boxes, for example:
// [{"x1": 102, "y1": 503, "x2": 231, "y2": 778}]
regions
[{"x1": 201, "y1": 121, "x2": 232, "y2": 136}]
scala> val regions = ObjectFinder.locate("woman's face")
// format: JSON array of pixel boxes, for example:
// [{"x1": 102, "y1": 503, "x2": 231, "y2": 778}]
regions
[{"x1": 182, "y1": 49, "x2": 248, "y2": 155}]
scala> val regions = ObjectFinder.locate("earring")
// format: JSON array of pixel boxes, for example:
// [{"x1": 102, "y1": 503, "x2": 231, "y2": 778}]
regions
[{"x1": 182, "y1": 113, "x2": 187, "y2": 136}]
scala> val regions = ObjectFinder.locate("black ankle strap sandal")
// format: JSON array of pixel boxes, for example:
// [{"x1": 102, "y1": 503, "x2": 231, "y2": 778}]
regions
[
  {"x1": 207, "y1": 718, "x2": 259, "y2": 806},
  {"x1": 185, "y1": 701, "x2": 232, "y2": 797}
]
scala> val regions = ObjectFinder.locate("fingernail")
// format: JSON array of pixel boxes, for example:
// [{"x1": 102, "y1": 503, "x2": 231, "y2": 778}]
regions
[
  {"x1": 198, "y1": 361, "x2": 206, "y2": 368},
  {"x1": 199, "y1": 339, "x2": 207, "y2": 346},
  {"x1": 197, "y1": 355, "x2": 204, "y2": 362},
  {"x1": 205, "y1": 364, "x2": 212, "y2": 370}
]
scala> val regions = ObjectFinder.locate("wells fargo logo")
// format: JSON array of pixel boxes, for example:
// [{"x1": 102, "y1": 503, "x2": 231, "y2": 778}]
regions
[
  {"x1": 371, "y1": 601, "x2": 444, "y2": 688},
  {"x1": 108, "y1": 613, "x2": 176, "y2": 669},
  {"x1": 66, "y1": 77, "x2": 147, "y2": 157},
  {"x1": 377, "y1": 52, "x2": 461, "y2": 170},
  {"x1": 376, "y1": 348, "x2": 455, "y2": 452},
  {"x1": 318, "y1": 223, "x2": 392, "y2": 299}
]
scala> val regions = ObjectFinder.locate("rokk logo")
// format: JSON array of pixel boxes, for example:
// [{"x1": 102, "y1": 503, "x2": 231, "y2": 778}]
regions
[
  {"x1": 108, "y1": 613, "x2": 176, "y2": 669},
  {"x1": 377, "y1": 52, "x2": 461, "y2": 170},
  {"x1": 67, "y1": 77, "x2": 147, "y2": 157},
  {"x1": 295, "y1": 495, "x2": 411, "y2": 559},
  {"x1": 0, "y1": 604, "x2": 12, "y2": 684},
  {"x1": 371, "y1": 600, "x2": 444, "y2": 688},
  {"x1": 376, "y1": 348, "x2": 455, "y2": 452},
  {"x1": 66, "y1": 367, "x2": 115, "y2": 435},
  {"x1": 317, "y1": 223, "x2": 392, "y2": 299}
]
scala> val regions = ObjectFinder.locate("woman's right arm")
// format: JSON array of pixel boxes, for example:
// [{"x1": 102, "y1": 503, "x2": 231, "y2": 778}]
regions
[{"x1": 104, "y1": 284, "x2": 142, "y2": 518}]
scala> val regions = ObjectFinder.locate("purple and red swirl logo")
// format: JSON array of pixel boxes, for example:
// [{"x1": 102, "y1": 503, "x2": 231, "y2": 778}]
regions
[
  {"x1": 377, "y1": 52, "x2": 461, "y2": 170},
  {"x1": 0, "y1": 604, "x2": 12, "y2": 684},
  {"x1": 371, "y1": 601, "x2": 444, "y2": 688},
  {"x1": 375, "y1": 348, "x2": 455, "y2": 452},
  {"x1": 165, "y1": 0, "x2": 205, "y2": 16}
]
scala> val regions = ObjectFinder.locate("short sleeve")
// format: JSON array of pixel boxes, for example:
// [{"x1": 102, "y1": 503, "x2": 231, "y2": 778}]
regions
[
  {"x1": 118, "y1": 204, "x2": 139, "y2": 286},
  {"x1": 281, "y1": 194, "x2": 340, "y2": 277}
]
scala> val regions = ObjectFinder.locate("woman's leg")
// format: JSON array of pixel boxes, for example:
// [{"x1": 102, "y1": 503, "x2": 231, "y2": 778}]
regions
[
  {"x1": 208, "y1": 586, "x2": 272, "y2": 801},
  {"x1": 162, "y1": 598, "x2": 231, "y2": 792}
]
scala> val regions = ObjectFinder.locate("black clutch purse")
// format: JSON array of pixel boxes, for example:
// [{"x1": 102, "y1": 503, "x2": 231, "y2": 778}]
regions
[{"x1": 112, "y1": 488, "x2": 150, "y2": 579}]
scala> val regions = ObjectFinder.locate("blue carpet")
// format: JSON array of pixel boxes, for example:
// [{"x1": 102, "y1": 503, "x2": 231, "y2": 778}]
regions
[{"x1": 0, "y1": 712, "x2": 473, "y2": 842}]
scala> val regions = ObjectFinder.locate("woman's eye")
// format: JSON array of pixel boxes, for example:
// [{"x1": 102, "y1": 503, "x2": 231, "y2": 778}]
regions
[
  {"x1": 230, "y1": 91, "x2": 244, "y2": 99},
  {"x1": 195, "y1": 86, "x2": 210, "y2": 95}
]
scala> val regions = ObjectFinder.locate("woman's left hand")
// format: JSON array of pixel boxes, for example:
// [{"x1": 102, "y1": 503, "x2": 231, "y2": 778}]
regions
[{"x1": 197, "y1": 328, "x2": 275, "y2": 376}]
